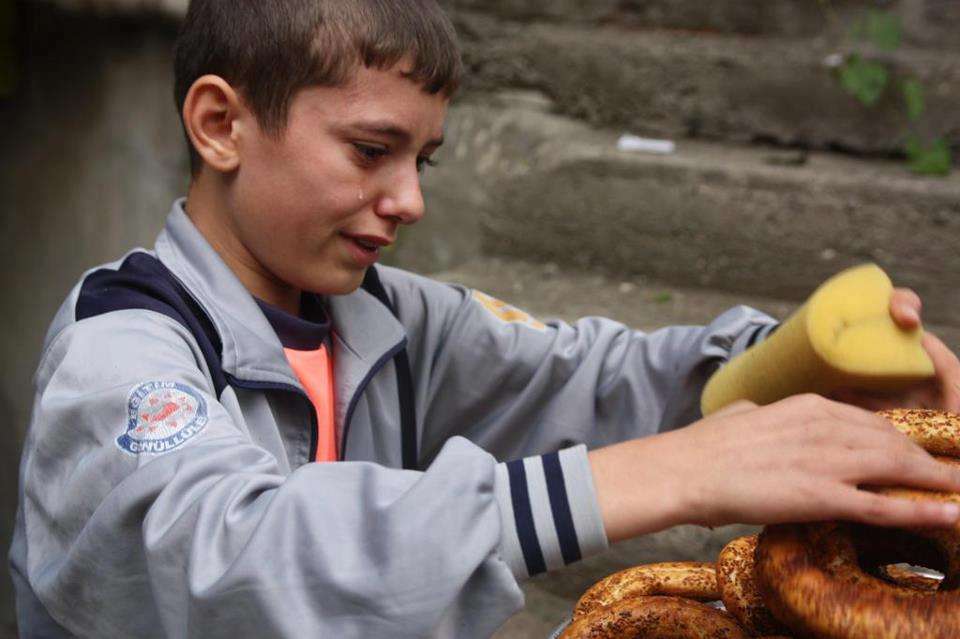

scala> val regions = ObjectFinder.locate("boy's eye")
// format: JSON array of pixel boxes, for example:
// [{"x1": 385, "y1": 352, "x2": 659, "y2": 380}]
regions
[
  {"x1": 353, "y1": 143, "x2": 438, "y2": 174},
  {"x1": 353, "y1": 143, "x2": 388, "y2": 163}
]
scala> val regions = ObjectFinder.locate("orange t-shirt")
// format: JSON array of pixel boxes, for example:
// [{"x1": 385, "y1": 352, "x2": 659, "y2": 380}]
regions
[
  {"x1": 284, "y1": 346, "x2": 337, "y2": 462},
  {"x1": 256, "y1": 295, "x2": 338, "y2": 463}
]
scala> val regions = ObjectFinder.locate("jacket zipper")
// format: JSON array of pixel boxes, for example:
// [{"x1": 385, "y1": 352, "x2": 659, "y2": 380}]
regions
[{"x1": 338, "y1": 340, "x2": 407, "y2": 462}]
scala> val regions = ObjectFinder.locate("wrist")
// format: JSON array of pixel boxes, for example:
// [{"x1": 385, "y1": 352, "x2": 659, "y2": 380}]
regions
[{"x1": 587, "y1": 434, "x2": 692, "y2": 543}]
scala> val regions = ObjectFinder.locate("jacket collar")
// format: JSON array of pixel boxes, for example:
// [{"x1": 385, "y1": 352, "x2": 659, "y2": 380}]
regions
[{"x1": 154, "y1": 199, "x2": 406, "y2": 393}]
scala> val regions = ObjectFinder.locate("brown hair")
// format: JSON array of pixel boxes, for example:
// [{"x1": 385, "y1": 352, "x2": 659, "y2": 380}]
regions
[{"x1": 173, "y1": 0, "x2": 462, "y2": 174}]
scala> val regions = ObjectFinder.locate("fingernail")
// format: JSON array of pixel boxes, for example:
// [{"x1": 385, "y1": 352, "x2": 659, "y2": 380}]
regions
[{"x1": 904, "y1": 308, "x2": 920, "y2": 324}]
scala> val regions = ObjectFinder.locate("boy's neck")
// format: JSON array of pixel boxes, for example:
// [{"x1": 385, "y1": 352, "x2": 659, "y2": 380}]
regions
[{"x1": 185, "y1": 176, "x2": 302, "y2": 316}]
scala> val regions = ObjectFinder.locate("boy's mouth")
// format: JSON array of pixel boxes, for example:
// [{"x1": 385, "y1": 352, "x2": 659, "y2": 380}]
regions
[
  {"x1": 342, "y1": 232, "x2": 391, "y2": 250},
  {"x1": 354, "y1": 238, "x2": 380, "y2": 252},
  {"x1": 341, "y1": 232, "x2": 391, "y2": 265}
]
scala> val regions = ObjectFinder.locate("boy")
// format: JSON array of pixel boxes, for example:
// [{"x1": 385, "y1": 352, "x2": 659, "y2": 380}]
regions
[{"x1": 10, "y1": 1, "x2": 960, "y2": 637}]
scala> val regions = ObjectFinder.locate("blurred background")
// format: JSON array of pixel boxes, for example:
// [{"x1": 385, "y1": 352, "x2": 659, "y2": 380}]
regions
[{"x1": 1, "y1": 1, "x2": 958, "y2": 636}]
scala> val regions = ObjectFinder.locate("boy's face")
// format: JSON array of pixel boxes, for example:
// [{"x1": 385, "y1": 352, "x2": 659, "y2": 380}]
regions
[{"x1": 218, "y1": 62, "x2": 448, "y2": 298}]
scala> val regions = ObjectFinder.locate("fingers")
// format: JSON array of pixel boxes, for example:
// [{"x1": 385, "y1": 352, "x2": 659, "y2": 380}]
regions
[
  {"x1": 923, "y1": 332, "x2": 960, "y2": 412},
  {"x1": 815, "y1": 437, "x2": 960, "y2": 528},
  {"x1": 849, "y1": 447, "x2": 960, "y2": 494},
  {"x1": 890, "y1": 287, "x2": 923, "y2": 330},
  {"x1": 686, "y1": 392, "x2": 960, "y2": 531},
  {"x1": 836, "y1": 487, "x2": 960, "y2": 529}
]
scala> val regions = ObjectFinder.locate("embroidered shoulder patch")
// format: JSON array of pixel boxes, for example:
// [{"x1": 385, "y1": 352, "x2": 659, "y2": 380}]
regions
[
  {"x1": 472, "y1": 290, "x2": 546, "y2": 331},
  {"x1": 117, "y1": 381, "x2": 209, "y2": 455}
]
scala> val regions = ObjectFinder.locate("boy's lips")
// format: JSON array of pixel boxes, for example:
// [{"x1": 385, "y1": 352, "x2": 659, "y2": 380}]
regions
[
  {"x1": 342, "y1": 233, "x2": 393, "y2": 248},
  {"x1": 340, "y1": 232, "x2": 392, "y2": 266}
]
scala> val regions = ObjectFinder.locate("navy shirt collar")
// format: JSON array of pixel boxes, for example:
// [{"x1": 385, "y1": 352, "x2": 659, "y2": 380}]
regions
[{"x1": 256, "y1": 293, "x2": 331, "y2": 351}]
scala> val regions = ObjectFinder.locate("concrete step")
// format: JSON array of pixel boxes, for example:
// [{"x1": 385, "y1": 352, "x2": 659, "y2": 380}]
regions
[
  {"x1": 404, "y1": 92, "x2": 960, "y2": 327},
  {"x1": 454, "y1": 20, "x2": 960, "y2": 156},
  {"x1": 427, "y1": 255, "x2": 958, "y2": 637},
  {"x1": 445, "y1": 0, "x2": 960, "y2": 51}
]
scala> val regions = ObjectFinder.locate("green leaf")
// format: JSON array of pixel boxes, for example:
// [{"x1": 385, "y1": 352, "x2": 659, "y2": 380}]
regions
[
  {"x1": 865, "y1": 9, "x2": 902, "y2": 51},
  {"x1": 839, "y1": 55, "x2": 889, "y2": 107},
  {"x1": 901, "y1": 79, "x2": 925, "y2": 121},
  {"x1": 906, "y1": 136, "x2": 952, "y2": 177},
  {"x1": 849, "y1": 15, "x2": 867, "y2": 42},
  {"x1": 653, "y1": 292, "x2": 673, "y2": 304}
]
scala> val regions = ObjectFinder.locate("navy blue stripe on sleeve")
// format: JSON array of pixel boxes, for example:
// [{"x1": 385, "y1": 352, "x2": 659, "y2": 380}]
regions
[
  {"x1": 506, "y1": 459, "x2": 547, "y2": 576},
  {"x1": 542, "y1": 452, "x2": 582, "y2": 565}
]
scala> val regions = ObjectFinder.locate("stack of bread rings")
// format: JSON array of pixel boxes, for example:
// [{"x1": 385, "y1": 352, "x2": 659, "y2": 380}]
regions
[{"x1": 560, "y1": 409, "x2": 960, "y2": 639}]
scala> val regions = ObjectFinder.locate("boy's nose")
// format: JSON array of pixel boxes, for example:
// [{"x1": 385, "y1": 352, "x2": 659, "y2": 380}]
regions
[{"x1": 375, "y1": 167, "x2": 425, "y2": 225}]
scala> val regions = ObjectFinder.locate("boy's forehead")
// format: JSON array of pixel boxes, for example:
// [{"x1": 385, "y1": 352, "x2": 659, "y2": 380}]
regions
[
  {"x1": 341, "y1": 60, "x2": 437, "y2": 104},
  {"x1": 300, "y1": 63, "x2": 448, "y2": 140}
]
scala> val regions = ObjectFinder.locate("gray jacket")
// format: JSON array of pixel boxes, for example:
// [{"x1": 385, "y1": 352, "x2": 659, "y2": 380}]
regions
[{"x1": 10, "y1": 200, "x2": 778, "y2": 638}]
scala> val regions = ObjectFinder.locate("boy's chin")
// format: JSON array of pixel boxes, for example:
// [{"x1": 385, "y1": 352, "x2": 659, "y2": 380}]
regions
[{"x1": 307, "y1": 268, "x2": 369, "y2": 296}]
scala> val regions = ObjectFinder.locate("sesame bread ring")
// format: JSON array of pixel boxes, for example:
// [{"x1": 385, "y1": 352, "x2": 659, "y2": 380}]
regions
[
  {"x1": 572, "y1": 562, "x2": 719, "y2": 619},
  {"x1": 878, "y1": 408, "x2": 960, "y2": 456},
  {"x1": 757, "y1": 522, "x2": 960, "y2": 639},
  {"x1": 716, "y1": 535, "x2": 790, "y2": 636},
  {"x1": 755, "y1": 409, "x2": 960, "y2": 638},
  {"x1": 868, "y1": 485, "x2": 960, "y2": 589},
  {"x1": 560, "y1": 595, "x2": 752, "y2": 639},
  {"x1": 804, "y1": 521, "x2": 947, "y2": 596}
]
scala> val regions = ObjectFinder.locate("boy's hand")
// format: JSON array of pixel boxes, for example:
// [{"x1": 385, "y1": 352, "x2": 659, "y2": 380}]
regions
[
  {"x1": 831, "y1": 287, "x2": 960, "y2": 413},
  {"x1": 589, "y1": 394, "x2": 960, "y2": 543}
]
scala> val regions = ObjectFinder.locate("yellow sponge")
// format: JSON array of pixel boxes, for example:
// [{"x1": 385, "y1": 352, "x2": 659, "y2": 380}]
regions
[{"x1": 700, "y1": 264, "x2": 935, "y2": 416}]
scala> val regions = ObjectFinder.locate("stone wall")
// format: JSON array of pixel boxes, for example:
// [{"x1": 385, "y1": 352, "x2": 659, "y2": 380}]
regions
[
  {"x1": 35, "y1": 1, "x2": 960, "y2": 156},
  {"x1": 449, "y1": 1, "x2": 960, "y2": 155}
]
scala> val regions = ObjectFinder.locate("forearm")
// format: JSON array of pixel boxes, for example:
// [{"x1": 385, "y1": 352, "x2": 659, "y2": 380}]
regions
[{"x1": 587, "y1": 432, "x2": 694, "y2": 543}]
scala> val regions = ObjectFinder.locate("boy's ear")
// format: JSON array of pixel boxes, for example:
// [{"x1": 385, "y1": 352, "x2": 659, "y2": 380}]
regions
[{"x1": 182, "y1": 75, "x2": 245, "y2": 173}]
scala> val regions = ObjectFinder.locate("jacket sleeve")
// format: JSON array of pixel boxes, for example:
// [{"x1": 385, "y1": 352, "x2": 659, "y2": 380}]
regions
[
  {"x1": 374, "y1": 267, "x2": 778, "y2": 579},
  {"x1": 378, "y1": 267, "x2": 779, "y2": 460},
  {"x1": 15, "y1": 308, "x2": 590, "y2": 638}
]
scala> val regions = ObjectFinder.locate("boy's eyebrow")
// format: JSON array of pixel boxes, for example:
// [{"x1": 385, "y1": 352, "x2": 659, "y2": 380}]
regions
[{"x1": 348, "y1": 120, "x2": 445, "y2": 148}]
